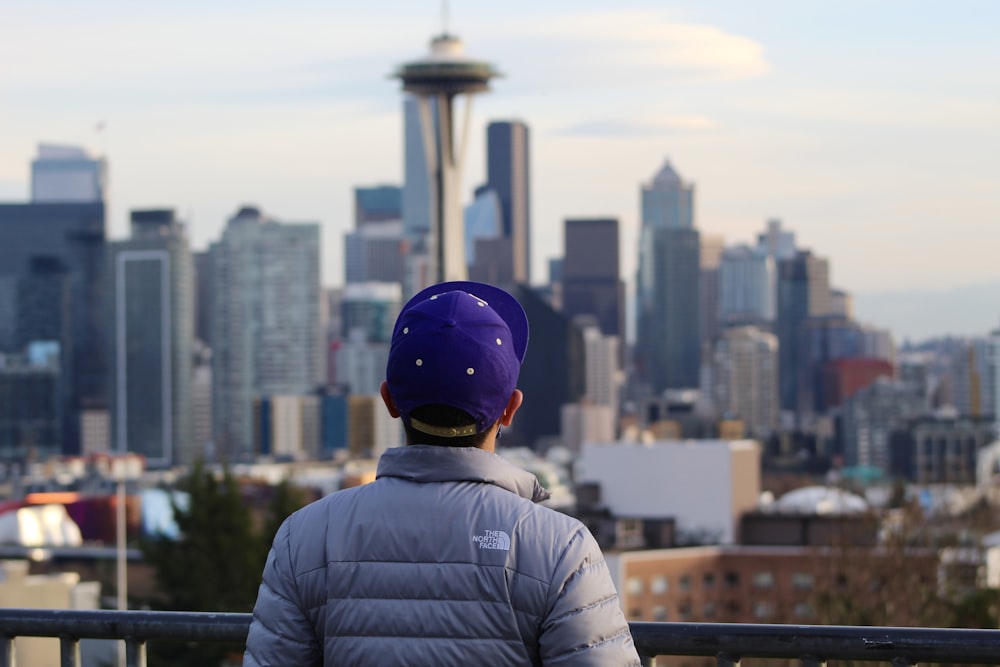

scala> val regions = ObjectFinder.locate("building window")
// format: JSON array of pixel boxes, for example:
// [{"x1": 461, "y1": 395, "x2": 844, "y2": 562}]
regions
[
  {"x1": 652, "y1": 605, "x2": 668, "y2": 622},
  {"x1": 703, "y1": 601, "x2": 717, "y2": 618},
  {"x1": 630, "y1": 608, "x2": 643, "y2": 620},
  {"x1": 753, "y1": 571, "x2": 774, "y2": 589},
  {"x1": 753, "y1": 601, "x2": 774, "y2": 619},
  {"x1": 626, "y1": 577, "x2": 644, "y2": 597},
  {"x1": 651, "y1": 575, "x2": 669, "y2": 595},
  {"x1": 792, "y1": 572, "x2": 814, "y2": 590},
  {"x1": 679, "y1": 574, "x2": 692, "y2": 591},
  {"x1": 678, "y1": 600, "x2": 693, "y2": 621},
  {"x1": 724, "y1": 571, "x2": 740, "y2": 588},
  {"x1": 703, "y1": 572, "x2": 716, "y2": 589},
  {"x1": 794, "y1": 602, "x2": 815, "y2": 619}
]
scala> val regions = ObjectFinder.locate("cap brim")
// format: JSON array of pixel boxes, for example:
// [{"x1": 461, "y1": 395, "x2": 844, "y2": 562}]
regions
[{"x1": 397, "y1": 281, "x2": 528, "y2": 362}]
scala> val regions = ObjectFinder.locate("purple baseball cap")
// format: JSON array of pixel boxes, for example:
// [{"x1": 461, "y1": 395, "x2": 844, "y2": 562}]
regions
[{"x1": 386, "y1": 281, "x2": 529, "y2": 436}]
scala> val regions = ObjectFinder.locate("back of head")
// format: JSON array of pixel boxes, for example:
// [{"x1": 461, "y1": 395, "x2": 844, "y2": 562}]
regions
[{"x1": 385, "y1": 281, "x2": 528, "y2": 445}]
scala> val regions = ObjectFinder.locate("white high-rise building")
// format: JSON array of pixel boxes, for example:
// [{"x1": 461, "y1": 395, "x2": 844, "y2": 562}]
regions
[
  {"x1": 31, "y1": 143, "x2": 106, "y2": 203},
  {"x1": 709, "y1": 326, "x2": 779, "y2": 440},
  {"x1": 581, "y1": 324, "x2": 620, "y2": 410},
  {"x1": 210, "y1": 206, "x2": 322, "y2": 459},
  {"x1": 561, "y1": 323, "x2": 621, "y2": 452}
]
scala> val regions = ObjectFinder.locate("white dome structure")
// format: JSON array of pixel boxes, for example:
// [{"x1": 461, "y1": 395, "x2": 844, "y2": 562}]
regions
[{"x1": 771, "y1": 486, "x2": 869, "y2": 515}]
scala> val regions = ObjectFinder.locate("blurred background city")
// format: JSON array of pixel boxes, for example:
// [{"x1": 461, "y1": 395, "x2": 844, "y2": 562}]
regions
[{"x1": 0, "y1": 1, "x2": 999, "y2": 663}]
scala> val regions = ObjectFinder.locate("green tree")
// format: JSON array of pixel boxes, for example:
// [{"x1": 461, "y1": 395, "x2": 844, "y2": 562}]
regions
[
  {"x1": 949, "y1": 588, "x2": 1000, "y2": 629},
  {"x1": 140, "y1": 461, "x2": 264, "y2": 667}
]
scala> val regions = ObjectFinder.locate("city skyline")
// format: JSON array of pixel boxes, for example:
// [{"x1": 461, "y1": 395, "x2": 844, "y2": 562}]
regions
[{"x1": 1, "y1": 1, "x2": 998, "y2": 341}]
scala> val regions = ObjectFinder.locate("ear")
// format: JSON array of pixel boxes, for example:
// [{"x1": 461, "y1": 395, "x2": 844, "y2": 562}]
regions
[
  {"x1": 380, "y1": 381, "x2": 401, "y2": 418},
  {"x1": 498, "y1": 389, "x2": 523, "y2": 426}
]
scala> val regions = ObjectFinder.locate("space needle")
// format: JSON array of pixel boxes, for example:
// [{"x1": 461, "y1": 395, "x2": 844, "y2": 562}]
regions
[{"x1": 394, "y1": 28, "x2": 500, "y2": 285}]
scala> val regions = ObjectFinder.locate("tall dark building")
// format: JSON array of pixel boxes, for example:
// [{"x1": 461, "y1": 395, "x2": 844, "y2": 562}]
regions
[
  {"x1": 635, "y1": 161, "x2": 701, "y2": 393},
  {"x1": 110, "y1": 209, "x2": 194, "y2": 466},
  {"x1": 0, "y1": 202, "x2": 107, "y2": 455},
  {"x1": 486, "y1": 120, "x2": 531, "y2": 283},
  {"x1": 776, "y1": 250, "x2": 831, "y2": 414},
  {"x1": 637, "y1": 226, "x2": 701, "y2": 392},
  {"x1": 798, "y1": 315, "x2": 864, "y2": 417},
  {"x1": 561, "y1": 218, "x2": 624, "y2": 340},
  {"x1": 504, "y1": 285, "x2": 586, "y2": 451}
]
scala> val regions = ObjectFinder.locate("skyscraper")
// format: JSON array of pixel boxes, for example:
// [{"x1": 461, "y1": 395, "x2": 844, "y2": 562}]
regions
[
  {"x1": 718, "y1": 244, "x2": 776, "y2": 328},
  {"x1": 699, "y1": 233, "x2": 724, "y2": 350},
  {"x1": 344, "y1": 222, "x2": 408, "y2": 285},
  {"x1": 776, "y1": 250, "x2": 831, "y2": 414},
  {"x1": 636, "y1": 160, "x2": 701, "y2": 393},
  {"x1": 485, "y1": 120, "x2": 531, "y2": 283},
  {"x1": 641, "y1": 159, "x2": 693, "y2": 230},
  {"x1": 210, "y1": 206, "x2": 322, "y2": 459},
  {"x1": 562, "y1": 218, "x2": 624, "y2": 340},
  {"x1": 464, "y1": 186, "x2": 502, "y2": 271},
  {"x1": 505, "y1": 285, "x2": 587, "y2": 450},
  {"x1": 110, "y1": 209, "x2": 194, "y2": 466},
  {"x1": 757, "y1": 218, "x2": 796, "y2": 261},
  {"x1": 0, "y1": 200, "x2": 106, "y2": 455},
  {"x1": 31, "y1": 143, "x2": 106, "y2": 203},
  {"x1": 709, "y1": 326, "x2": 779, "y2": 440},
  {"x1": 354, "y1": 185, "x2": 402, "y2": 227},
  {"x1": 346, "y1": 185, "x2": 407, "y2": 285}
]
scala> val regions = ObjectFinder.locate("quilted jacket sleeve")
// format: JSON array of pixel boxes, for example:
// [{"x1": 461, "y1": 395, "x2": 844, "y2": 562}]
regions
[
  {"x1": 243, "y1": 518, "x2": 322, "y2": 667},
  {"x1": 538, "y1": 526, "x2": 641, "y2": 666}
]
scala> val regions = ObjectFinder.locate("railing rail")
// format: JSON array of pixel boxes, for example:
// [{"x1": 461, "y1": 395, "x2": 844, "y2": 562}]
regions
[{"x1": 0, "y1": 609, "x2": 999, "y2": 666}]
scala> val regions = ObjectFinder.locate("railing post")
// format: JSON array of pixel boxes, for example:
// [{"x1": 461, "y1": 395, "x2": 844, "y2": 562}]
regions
[
  {"x1": 0, "y1": 636, "x2": 12, "y2": 667},
  {"x1": 717, "y1": 651, "x2": 740, "y2": 667},
  {"x1": 125, "y1": 638, "x2": 146, "y2": 667},
  {"x1": 59, "y1": 636, "x2": 80, "y2": 667},
  {"x1": 801, "y1": 656, "x2": 825, "y2": 667},
  {"x1": 639, "y1": 653, "x2": 656, "y2": 666}
]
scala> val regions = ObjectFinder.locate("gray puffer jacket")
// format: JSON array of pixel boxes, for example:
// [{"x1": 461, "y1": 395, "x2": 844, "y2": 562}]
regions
[{"x1": 243, "y1": 445, "x2": 640, "y2": 666}]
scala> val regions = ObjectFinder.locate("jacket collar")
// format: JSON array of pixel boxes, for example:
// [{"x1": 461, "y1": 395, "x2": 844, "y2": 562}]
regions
[{"x1": 376, "y1": 445, "x2": 551, "y2": 503}]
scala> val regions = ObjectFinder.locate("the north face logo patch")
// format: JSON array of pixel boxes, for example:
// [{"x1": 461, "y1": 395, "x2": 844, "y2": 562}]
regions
[{"x1": 472, "y1": 529, "x2": 511, "y2": 551}]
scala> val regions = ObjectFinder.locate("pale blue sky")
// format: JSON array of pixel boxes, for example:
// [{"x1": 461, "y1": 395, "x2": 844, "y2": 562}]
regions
[{"x1": 1, "y1": 1, "x2": 998, "y2": 339}]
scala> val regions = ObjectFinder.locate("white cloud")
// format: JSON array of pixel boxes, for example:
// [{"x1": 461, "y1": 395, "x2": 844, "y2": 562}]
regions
[{"x1": 479, "y1": 9, "x2": 770, "y2": 89}]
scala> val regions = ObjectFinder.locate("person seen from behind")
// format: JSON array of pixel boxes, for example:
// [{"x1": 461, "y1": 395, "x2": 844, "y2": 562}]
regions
[{"x1": 243, "y1": 280, "x2": 641, "y2": 666}]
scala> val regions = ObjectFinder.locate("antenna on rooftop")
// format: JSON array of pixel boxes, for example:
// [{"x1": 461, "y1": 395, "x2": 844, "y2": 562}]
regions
[{"x1": 441, "y1": 0, "x2": 450, "y2": 35}]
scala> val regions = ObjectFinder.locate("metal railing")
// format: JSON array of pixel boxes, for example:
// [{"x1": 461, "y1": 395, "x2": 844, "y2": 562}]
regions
[{"x1": 0, "y1": 609, "x2": 999, "y2": 666}]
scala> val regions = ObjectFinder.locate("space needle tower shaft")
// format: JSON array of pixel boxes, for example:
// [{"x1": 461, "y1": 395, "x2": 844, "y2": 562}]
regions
[{"x1": 394, "y1": 31, "x2": 500, "y2": 285}]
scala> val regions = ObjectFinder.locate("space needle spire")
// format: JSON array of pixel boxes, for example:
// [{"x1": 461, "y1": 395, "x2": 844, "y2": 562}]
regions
[{"x1": 394, "y1": 23, "x2": 500, "y2": 285}]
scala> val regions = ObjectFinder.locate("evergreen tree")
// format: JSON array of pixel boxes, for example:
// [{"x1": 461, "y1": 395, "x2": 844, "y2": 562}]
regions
[{"x1": 140, "y1": 461, "x2": 264, "y2": 667}]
